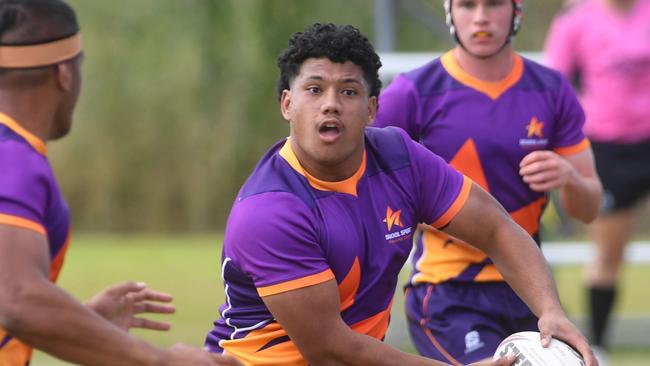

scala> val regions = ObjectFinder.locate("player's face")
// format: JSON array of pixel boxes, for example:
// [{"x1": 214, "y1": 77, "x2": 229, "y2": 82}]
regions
[
  {"x1": 452, "y1": 0, "x2": 513, "y2": 57},
  {"x1": 280, "y1": 58, "x2": 377, "y2": 181}
]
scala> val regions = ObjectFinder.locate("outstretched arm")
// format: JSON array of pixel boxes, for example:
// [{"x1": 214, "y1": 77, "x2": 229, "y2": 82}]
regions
[
  {"x1": 443, "y1": 183, "x2": 597, "y2": 366},
  {"x1": 262, "y1": 278, "x2": 514, "y2": 366},
  {"x1": 0, "y1": 225, "x2": 241, "y2": 366}
]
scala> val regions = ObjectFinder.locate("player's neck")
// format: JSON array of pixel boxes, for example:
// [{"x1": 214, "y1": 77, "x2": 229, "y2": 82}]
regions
[
  {"x1": 290, "y1": 139, "x2": 365, "y2": 183},
  {"x1": 0, "y1": 91, "x2": 58, "y2": 142},
  {"x1": 453, "y1": 45, "x2": 514, "y2": 82}
]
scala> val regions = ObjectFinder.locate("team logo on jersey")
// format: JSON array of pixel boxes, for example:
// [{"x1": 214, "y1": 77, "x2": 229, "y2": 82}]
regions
[
  {"x1": 526, "y1": 116, "x2": 544, "y2": 138},
  {"x1": 383, "y1": 206, "x2": 403, "y2": 231},
  {"x1": 519, "y1": 116, "x2": 548, "y2": 148},
  {"x1": 383, "y1": 206, "x2": 412, "y2": 243}
]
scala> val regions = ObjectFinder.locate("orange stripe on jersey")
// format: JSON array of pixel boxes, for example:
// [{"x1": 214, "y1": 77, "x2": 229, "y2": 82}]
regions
[
  {"x1": 430, "y1": 175, "x2": 472, "y2": 229},
  {"x1": 554, "y1": 138, "x2": 590, "y2": 156},
  {"x1": 279, "y1": 139, "x2": 366, "y2": 196},
  {"x1": 510, "y1": 197, "x2": 547, "y2": 236},
  {"x1": 0, "y1": 214, "x2": 46, "y2": 236},
  {"x1": 257, "y1": 269, "x2": 334, "y2": 297},
  {"x1": 441, "y1": 51, "x2": 524, "y2": 100},
  {"x1": 339, "y1": 257, "x2": 360, "y2": 311},
  {"x1": 475, "y1": 264, "x2": 502, "y2": 282},
  {"x1": 0, "y1": 330, "x2": 32, "y2": 366},
  {"x1": 221, "y1": 301, "x2": 393, "y2": 366},
  {"x1": 349, "y1": 300, "x2": 393, "y2": 340},
  {"x1": 413, "y1": 197, "x2": 548, "y2": 284},
  {"x1": 0, "y1": 112, "x2": 47, "y2": 155},
  {"x1": 449, "y1": 138, "x2": 489, "y2": 191},
  {"x1": 49, "y1": 231, "x2": 71, "y2": 282},
  {"x1": 412, "y1": 228, "x2": 488, "y2": 284},
  {"x1": 220, "y1": 322, "x2": 307, "y2": 366}
]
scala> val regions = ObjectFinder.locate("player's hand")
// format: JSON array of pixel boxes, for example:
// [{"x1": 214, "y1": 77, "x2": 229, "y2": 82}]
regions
[
  {"x1": 467, "y1": 354, "x2": 516, "y2": 365},
  {"x1": 519, "y1": 150, "x2": 575, "y2": 192},
  {"x1": 86, "y1": 281, "x2": 175, "y2": 331},
  {"x1": 162, "y1": 344, "x2": 243, "y2": 366},
  {"x1": 537, "y1": 308, "x2": 598, "y2": 366}
]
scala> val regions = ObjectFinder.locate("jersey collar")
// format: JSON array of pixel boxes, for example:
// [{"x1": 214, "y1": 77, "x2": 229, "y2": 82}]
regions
[
  {"x1": 278, "y1": 138, "x2": 366, "y2": 197},
  {"x1": 441, "y1": 50, "x2": 523, "y2": 100},
  {"x1": 0, "y1": 112, "x2": 47, "y2": 155}
]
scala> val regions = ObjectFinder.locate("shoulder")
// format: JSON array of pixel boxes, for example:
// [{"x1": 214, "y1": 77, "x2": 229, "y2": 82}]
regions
[
  {"x1": 519, "y1": 56, "x2": 566, "y2": 91},
  {"x1": 364, "y1": 127, "x2": 412, "y2": 174},
  {"x1": 229, "y1": 191, "x2": 316, "y2": 233},
  {"x1": 0, "y1": 139, "x2": 50, "y2": 186},
  {"x1": 398, "y1": 57, "x2": 455, "y2": 96},
  {"x1": 237, "y1": 139, "x2": 317, "y2": 209}
]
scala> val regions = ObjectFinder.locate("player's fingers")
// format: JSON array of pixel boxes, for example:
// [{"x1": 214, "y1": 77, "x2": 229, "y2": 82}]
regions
[
  {"x1": 521, "y1": 170, "x2": 547, "y2": 182},
  {"x1": 129, "y1": 288, "x2": 172, "y2": 303},
  {"x1": 133, "y1": 302, "x2": 176, "y2": 314},
  {"x1": 538, "y1": 330, "x2": 552, "y2": 348},
  {"x1": 141, "y1": 289, "x2": 174, "y2": 302},
  {"x1": 520, "y1": 150, "x2": 553, "y2": 167},
  {"x1": 562, "y1": 332, "x2": 596, "y2": 366},
  {"x1": 105, "y1": 281, "x2": 147, "y2": 296},
  {"x1": 130, "y1": 317, "x2": 172, "y2": 331},
  {"x1": 519, "y1": 159, "x2": 550, "y2": 176},
  {"x1": 491, "y1": 354, "x2": 516, "y2": 366}
]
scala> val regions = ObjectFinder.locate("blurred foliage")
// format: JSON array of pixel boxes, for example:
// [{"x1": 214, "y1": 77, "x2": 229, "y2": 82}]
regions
[{"x1": 51, "y1": 0, "x2": 569, "y2": 232}]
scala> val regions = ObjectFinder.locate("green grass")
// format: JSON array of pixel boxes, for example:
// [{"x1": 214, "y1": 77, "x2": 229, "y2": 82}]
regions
[{"x1": 32, "y1": 234, "x2": 650, "y2": 365}]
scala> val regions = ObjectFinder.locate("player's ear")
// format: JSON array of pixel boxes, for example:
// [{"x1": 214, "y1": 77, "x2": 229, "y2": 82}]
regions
[
  {"x1": 367, "y1": 96, "x2": 377, "y2": 125},
  {"x1": 55, "y1": 61, "x2": 74, "y2": 92},
  {"x1": 280, "y1": 89, "x2": 292, "y2": 122}
]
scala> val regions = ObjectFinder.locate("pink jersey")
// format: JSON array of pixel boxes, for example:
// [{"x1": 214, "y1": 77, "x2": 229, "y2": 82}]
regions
[{"x1": 545, "y1": 0, "x2": 650, "y2": 143}]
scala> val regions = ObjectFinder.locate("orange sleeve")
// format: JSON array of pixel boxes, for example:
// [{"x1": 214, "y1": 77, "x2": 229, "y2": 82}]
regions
[
  {"x1": 257, "y1": 269, "x2": 335, "y2": 297},
  {"x1": 430, "y1": 175, "x2": 472, "y2": 229}
]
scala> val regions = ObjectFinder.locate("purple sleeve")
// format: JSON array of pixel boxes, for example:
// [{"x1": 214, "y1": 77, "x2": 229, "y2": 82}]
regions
[
  {"x1": 0, "y1": 142, "x2": 49, "y2": 227},
  {"x1": 398, "y1": 130, "x2": 469, "y2": 228},
  {"x1": 373, "y1": 75, "x2": 421, "y2": 141},
  {"x1": 223, "y1": 192, "x2": 332, "y2": 293},
  {"x1": 552, "y1": 76, "x2": 588, "y2": 151}
]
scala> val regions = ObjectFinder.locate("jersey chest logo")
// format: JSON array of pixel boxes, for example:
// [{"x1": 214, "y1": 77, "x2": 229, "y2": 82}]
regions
[
  {"x1": 519, "y1": 116, "x2": 548, "y2": 149},
  {"x1": 383, "y1": 206, "x2": 412, "y2": 243}
]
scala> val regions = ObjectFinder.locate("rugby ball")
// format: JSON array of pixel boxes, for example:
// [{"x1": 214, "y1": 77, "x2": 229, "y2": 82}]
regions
[{"x1": 493, "y1": 331, "x2": 584, "y2": 366}]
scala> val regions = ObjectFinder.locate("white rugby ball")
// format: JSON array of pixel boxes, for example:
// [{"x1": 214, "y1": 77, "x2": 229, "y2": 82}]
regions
[{"x1": 492, "y1": 331, "x2": 585, "y2": 366}]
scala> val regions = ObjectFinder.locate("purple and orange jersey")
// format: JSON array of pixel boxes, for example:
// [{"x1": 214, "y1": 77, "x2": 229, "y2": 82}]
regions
[
  {"x1": 374, "y1": 51, "x2": 588, "y2": 285},
  {"x1": 0, "y1": 112, "x2": 70, "y2": 365},
  {"x1": 205, "y1": 127, "x2": 471, "y2": 365}
]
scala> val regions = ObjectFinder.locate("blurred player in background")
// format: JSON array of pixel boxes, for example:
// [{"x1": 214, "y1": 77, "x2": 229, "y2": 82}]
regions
[
  {"x1": 545, "y1": 0, "x2": 650, "y2": 363},
  {"x1": 374, "y1": 0, "x2": 602, "y2": 364},
  {"x1": 0, "y1": 1, "x2": 241, "y2": 365},
  {"x1": 205, "y1": 21, "x2": 596, "y2": 366}
]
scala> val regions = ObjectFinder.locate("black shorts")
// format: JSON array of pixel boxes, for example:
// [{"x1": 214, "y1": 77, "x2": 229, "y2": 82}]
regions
[{"x1": 591, "y1": 138, "x2": 650, "y2": 213}]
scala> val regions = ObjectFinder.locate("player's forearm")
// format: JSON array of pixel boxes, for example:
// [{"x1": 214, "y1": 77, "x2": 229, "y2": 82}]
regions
[
  {"x1": 305, "y1": 329, "x2": 448, "y2": 366},
  {"x1": 2, "y1": 277, "x2": 166, "y2": 366},
  {"x1": 488, "y1": 221, "x2": 564, "y2": 317},
  {"x1": 559, "y1": 172, "x2": 602, "y2": 223}
]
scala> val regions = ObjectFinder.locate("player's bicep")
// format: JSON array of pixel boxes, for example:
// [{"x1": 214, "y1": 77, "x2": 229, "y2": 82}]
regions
[
  {"x1": 261, "y1": 279, "x2": 347, "y2": 363},
  {"x1": 0, "y1": 225, "x2": 51, "y2": 308},
  {"x1": 442, "y1": 183, "x2": 513, "y2": 253}
]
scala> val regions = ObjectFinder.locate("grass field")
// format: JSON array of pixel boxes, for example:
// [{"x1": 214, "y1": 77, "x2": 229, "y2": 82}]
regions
[{"x1": 32, "y1": 234, "x2": 650, "y2": 365}]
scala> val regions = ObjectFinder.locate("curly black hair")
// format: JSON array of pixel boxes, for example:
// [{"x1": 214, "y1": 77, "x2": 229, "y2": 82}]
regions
[{"x1": 276, "y1": 23, "x2": 382, "y2": 101}]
